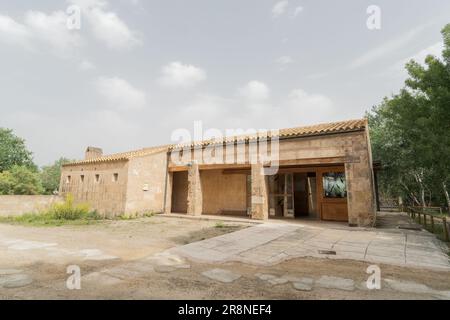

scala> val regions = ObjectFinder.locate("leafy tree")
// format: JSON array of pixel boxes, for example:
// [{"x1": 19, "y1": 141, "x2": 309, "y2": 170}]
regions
[
  {"x1": 0, "y1": 128, "x2": 35, "y2": 172},
  {"x1": 40, "y1": 158, "x2": 72, "y2": 194},
  {"x1": 0, "y1": 165, "x2": 44, "y2": 195},
  {"x1": 369, "y1": 24, "x2": 450, "y2": 209}
]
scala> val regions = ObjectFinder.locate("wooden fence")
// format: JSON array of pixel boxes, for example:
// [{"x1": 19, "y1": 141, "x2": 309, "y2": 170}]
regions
[{"x1": 405, "y1": 206, "x2": 449, "y2": 242}]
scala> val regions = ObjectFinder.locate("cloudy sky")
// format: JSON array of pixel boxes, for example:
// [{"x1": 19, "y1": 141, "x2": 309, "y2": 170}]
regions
[{"x1": 0, "y1": 0, "x2": 449, "y2": 165}]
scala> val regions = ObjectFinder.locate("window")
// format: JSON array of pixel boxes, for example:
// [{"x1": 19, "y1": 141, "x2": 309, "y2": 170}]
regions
[
  {"x1": 323, "y1": 172, "x2": 347, "y2": 198},
  {"x1": 113, "y1": 173, "x2": 119, "y2": 182},
  {"x1": 80, "y1": 175, "x2": 85, "y2": 183},
  {"x1": 66, "y1": 176, "x2": 71, "y2": 184},
  {"x1": 95, "y1": 174, "x2": 100, "y2": 183}
]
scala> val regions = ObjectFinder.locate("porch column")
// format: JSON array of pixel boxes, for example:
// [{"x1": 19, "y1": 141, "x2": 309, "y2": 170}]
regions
[
  {"x1": 164, "y1": 171, "x2": 173, "y2": 214},
  {"x1": 251, "y1": 163, "x2": 269, "y2": 220},
  {"x1": 345, "y1": 160, "x2": 376, "y2": 227},
  {"x1": 187, "y1": 162, "x2": 202, "y2": 216}
]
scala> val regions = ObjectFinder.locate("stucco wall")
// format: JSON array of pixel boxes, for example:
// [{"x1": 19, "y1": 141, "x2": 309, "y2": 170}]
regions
[
  {"x1": 0, "y1": 195, "x2": 63, "y2": 217},
  {"x1": 124, "y1": 151, "x2": 168, "y2": 214},
  {"x1": 201, "y1": 169, "x2": 247, "y2": 215},
  {"x1": 60, "y1": 161, "x2": 129, "y2": 217}
]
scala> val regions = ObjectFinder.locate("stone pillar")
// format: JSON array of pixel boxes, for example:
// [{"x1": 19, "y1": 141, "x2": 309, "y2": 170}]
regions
[
  {"x1": 164, "y1": 172, "x2": 173, "y2": 214},
  {"x1": 251, "y1": 163, "x2": 269, "y2": 220},
  {"x1": 187, "y1": 162, "x2": 202, "y2": 216},
  {"x1": 345, "y1": 159, "x2": 376, "y2": 227}
]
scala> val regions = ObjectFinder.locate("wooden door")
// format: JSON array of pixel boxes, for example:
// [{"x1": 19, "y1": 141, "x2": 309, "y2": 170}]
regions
[{"x1": 317, "y1": 167, "x2": 348, "y2": 222}]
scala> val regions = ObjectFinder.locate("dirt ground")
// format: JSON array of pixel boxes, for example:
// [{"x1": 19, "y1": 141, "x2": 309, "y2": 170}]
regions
[{"x1": 1, "y1": 216, "x2": 449, "y2": 300}]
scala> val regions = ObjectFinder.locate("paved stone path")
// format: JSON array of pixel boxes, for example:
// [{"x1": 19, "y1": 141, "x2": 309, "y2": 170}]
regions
[
  {"x1": 170, "y1": 223, "x2": 450, "y2": 271},
  {"x1": 0, "y1": 269, "x2": 33, "y2": 288}
]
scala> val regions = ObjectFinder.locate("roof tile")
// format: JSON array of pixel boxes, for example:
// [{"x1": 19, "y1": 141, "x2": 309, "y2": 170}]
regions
[{"x1": 63, "y1": 118, "x2": 366, "y2": 166}]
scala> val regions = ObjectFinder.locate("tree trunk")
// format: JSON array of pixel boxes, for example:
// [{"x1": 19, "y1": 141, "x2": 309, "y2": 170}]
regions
[
  {"x1": 413, "y1": 171, "x2": 426, "y2": 207},
  {"x1": 443, "y1": 181, "x2": 450, "y2": 212},
  {"x1": 401, "y1": 181, "x2": 421, "y2": 206}
]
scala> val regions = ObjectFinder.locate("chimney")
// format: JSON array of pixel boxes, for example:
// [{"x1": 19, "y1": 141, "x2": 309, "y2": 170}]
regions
[{"x1": 85, "y1": 147, "x2": 103, "y2": 160}]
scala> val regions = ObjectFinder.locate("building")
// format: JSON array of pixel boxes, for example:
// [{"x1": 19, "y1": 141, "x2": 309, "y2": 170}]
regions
[{"x1": 60, "y1": 118, "x2": 377, "y2": 227}]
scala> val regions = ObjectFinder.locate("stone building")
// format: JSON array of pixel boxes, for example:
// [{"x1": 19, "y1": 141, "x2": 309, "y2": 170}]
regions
[{"x1": 60, "y1": 118, "x2": 377, "y2": 227}]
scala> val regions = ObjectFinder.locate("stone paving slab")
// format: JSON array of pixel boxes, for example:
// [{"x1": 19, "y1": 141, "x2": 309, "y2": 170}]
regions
[
  {"x1": 170, "y1": 222, "x2": 450, "y2": 271},
  {"x1": 0, "y1": 273, "x2": 33, "y2": 288},
  {"x1": 201, "y1": 268, "x2": 241, "y2": 283}
]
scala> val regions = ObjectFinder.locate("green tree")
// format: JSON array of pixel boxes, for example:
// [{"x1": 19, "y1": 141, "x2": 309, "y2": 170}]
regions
[
  {"x1": 369, "y1": 24, "x2": 450, "y2": 209},
  {"x1": 40, "y1": 158, "x2": 72, "y2": 194},
  {"x1": 0, "y1": 128, "x2": 35, "y2": 172},
  {"x1": 0, "y1": 165, "x2": 44, "y2": 195}
]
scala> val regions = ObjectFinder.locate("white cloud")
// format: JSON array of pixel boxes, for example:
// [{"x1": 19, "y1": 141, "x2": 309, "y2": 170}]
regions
[
  {"x1": 349, "y1": 25, "x2": 427, "y2": 69},
  {"x1": 284, "y1": 89, "x2": 335, "y2": 125},
  {"x1": 292, "y1": 6, "x2": 303, "y2": 18},
  {"x1": 0, "y1": 14, "x2": 32, "y2": 47},
  {"x1": 275, "y1": 56, "x2": 294, "y2": 69},
  {"x1": 159, "y1": 62, "x2": 206, "y2": 88},
  {"x1": 403, "y1": 41, "x2": 444, "y2": 65},
  {"x1": 175, "y1": 94, "x2": 236, "y2": 126},
  {"x1": 272, "y1": 1, "x2": 289, "y2": 18},
  {"x1": 239, "y1": 81, "x2": 270, "y2": 101},
  {"x1": 70, "y1": 0, "x2": 142, "y2": 49},
  {"x1": 94, "y1": 76, "x2": 147, "y2": 110},
  {"x1": 0, "y1": 11, "x2": 83, "y2": 56},
  {"x1": 79, "y1": 59, "x2": 96, "y2": 70},
  {"x1": 24, "y1": 11, "x2": 83, "y2": 55},
  {"x1": 88, "y1": 8, "x2": 142, "y2": 49},
  {"x1": 1, "y1": 0, "x2": 141, "y2": 54},
  {"x1": 386, "y1": 41, "x2": 444, "y2": 77}
]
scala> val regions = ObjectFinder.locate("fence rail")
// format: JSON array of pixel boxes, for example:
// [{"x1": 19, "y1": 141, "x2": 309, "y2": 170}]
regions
[{"x1": 405, "y1": 206, "x2": 449, "y2": 242}]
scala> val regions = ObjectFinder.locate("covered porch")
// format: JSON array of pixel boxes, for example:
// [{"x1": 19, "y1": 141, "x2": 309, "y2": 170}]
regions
[{"x1": 165, "y1": 161, "x2": 350, "y2": 224}]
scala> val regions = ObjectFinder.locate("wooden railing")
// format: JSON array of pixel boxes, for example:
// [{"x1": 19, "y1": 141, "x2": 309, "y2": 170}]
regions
[{"x1": 405, "y1": 206, "x2": 449, "y2": 242}]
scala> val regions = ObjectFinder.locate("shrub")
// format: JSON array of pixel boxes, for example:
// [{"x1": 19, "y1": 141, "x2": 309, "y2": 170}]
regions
[
  {"x1": 48, "y1": 194, "x2": 92, "y2": 220},
  {"x1": 0, "y1": 165, "x2": 43, "y2": 195},
  {"x1": 215, "y1": 221, "x2": 225, "y2": 228}
]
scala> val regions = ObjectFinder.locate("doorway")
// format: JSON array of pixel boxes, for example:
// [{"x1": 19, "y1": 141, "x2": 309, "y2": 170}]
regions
[
  {"x1": 171, "y1": 171, "x2": 188, "y2": 213},
  {"x1": 268, "y1": 172, "x2": 318, "y2": 219},
  {"x1": 293, "y1": 173, "x2": 317, "y2": 219}
]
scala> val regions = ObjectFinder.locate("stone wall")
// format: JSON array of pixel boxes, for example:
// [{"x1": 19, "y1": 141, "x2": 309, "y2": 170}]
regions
[
  {"x1": 0, "y1": 195, "x2": 63, "y2": 217},
  {"x1": 124, "y1": 151, "x2": 168, "y2": 215},
  {"x1": 168, "y1": 129, "x2": 376, "y2": 227},
  {"x1": 60, "y1": 160, "x2": 129, "y2": 217}
]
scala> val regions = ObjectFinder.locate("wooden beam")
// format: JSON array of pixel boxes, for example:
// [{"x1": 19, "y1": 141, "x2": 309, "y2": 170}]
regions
[
  {"x1": 277, "y1": 156, "x2": 347, "y2": 167},
  {"x1": 169, "y1": 163, "x2": 251, "y2": 172}
]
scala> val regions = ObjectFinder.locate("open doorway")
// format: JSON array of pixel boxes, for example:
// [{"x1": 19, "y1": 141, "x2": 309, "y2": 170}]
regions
[
  {"x1": 171, "y1": 171, "x2": 188, "y2": 214},
  {"x1": 268, "y1": 172, "x2": 318, "y2": 219},
  {"x1": 293, "y1": 173, "x2": 318, "y2": 219}
]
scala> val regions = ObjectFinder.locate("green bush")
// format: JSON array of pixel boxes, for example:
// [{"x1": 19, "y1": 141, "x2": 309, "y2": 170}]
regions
[
  {"x1": 48, "y1": 194, "x2": 91, "y2": 220},
  {"x1": 215, "y1": 221, "x2": 225, "y2": 228},
  {"x1": 0, "y1": 194, "x2": 102, "y2": 226},
  {"x1": 0, "y1": 165, "x2": 43, "y2": 195}
]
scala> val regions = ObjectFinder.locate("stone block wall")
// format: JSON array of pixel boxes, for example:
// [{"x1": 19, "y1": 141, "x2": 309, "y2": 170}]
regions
[
  {"x1": 0, "y1": 195, "x2": 63, "y2": 217},
  {"x1": 124, "y1": 151, "x2": 168, "y2": 215},
  {"x1": 60, "y1": 161, "x2": 129, "y2": 217}
]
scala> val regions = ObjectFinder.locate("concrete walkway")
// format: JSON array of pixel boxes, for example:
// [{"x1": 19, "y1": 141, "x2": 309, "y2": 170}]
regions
[{"x1": 170, "y1": 221, "x2": 450, "y2": 271}]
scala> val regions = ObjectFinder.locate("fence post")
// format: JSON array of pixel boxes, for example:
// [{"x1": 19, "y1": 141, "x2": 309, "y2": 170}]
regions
[
  {"x1": 424, "y1": 214, "x2": 427, "y2": 228},
  {"x1": 443, "y1": 217, "x2": 449, "y2": 242},
  {"x1": 418, "y1": 212, "x2": 421, "y2": 224},
  {"x1": 431, "y1": 215, "x2": 435, "y2": 232}
]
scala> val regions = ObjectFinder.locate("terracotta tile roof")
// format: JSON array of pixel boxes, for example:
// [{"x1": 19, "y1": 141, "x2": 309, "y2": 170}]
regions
[
  {"x1": 170, "y1": 118, "x2": 367, "y2": 149},
  {"x1": 63, "y1": 119, "x2": 366, "y2": 166},
  {"x1": 63, "y1": 145, "x2": 169, "y2": 166}
]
